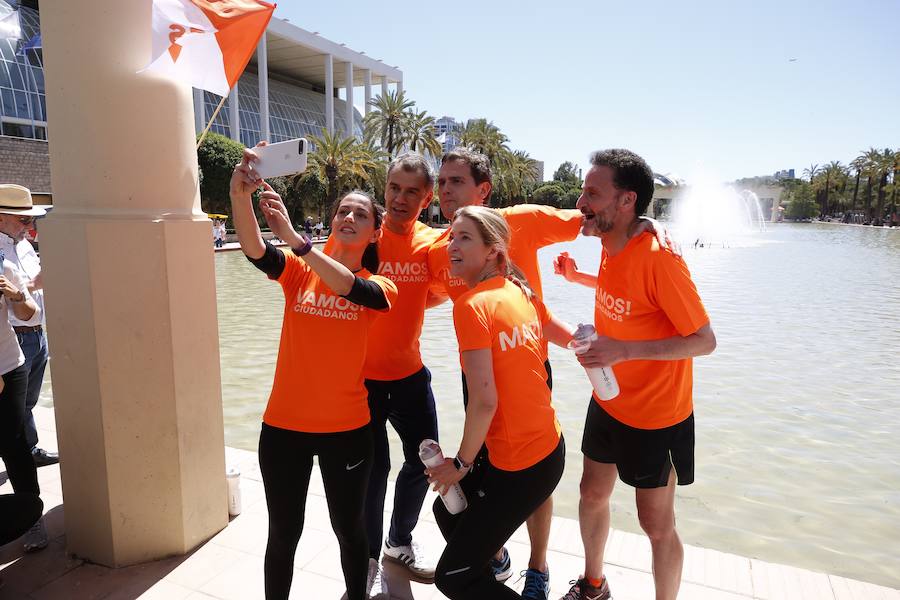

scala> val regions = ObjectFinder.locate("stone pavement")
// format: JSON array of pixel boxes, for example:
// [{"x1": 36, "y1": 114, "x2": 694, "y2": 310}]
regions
[{"x1": 1, "y1": 407, "x2": 898, "y2": 600}]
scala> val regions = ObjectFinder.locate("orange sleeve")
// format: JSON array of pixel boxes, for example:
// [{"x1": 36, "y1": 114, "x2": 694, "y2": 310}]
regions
[
  {"x1": 276, "y1": 249, "x2": 311, "y2": 292},
  {"x1": 504, "y1": 205, "x2": 582, "y2": 247},
  {"x1": 367, "y1": 274, "x2": 399, "y2": 312},
  {"x1": 651, "y1": 251, "x2": 710, "y2": 337},
  {"x1": 453, "y1": 299, "x2": 493, "y2": 352},
  {"x1": 531, "y1": 293, "x2": 552, "y2": 325}
]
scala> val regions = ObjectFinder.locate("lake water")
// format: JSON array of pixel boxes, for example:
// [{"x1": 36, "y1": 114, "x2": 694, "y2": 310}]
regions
[{"x1": 39, "y1": 222, "x2": 900, "y2": 588}]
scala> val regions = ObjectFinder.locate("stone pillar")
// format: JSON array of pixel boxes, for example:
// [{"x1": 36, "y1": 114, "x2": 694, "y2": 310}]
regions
[
  {"x1": 344, "y1": 62, "x2": 354, "y2": 137},
  {"x1": 380, "y1": 76, "x2": 387, "y2": 100},
  {"x1": 363, "y1": 69, "x2": 371, "y2": 116},
  {"x1": 229, "y1": 81, "x2": 240, "y2": 142},
  {"x1": 39, "y1": 0, "x2": 228, "y2": 567},
  {"x1": 325, "y1": 53, "x2": 334, "y2": 134},
  {"x1": 397, "y1": 78, "x2": 403, "y2": 96},
  {"x1": 193, "y1": 88, "x2": 204, "y2": 134},
  {"x1": 258, "y1": 33, "x2": 270, "y2": 141}
]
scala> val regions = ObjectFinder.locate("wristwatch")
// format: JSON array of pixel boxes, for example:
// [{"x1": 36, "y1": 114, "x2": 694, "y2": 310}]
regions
[
  {"x1": 453, "y1": 455, "x2": 472, "y2": 474},
  {"x1": 291, "y1": 235, "x2": 312, "y2": 257}
]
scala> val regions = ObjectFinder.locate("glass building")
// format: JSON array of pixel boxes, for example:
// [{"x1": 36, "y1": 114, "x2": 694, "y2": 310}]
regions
[{"x1": 0, "y1": 2, "x2": 45, "y2": 140}]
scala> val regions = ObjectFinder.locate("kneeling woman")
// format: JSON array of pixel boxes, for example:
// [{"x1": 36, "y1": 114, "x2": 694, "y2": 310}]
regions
[
  {"x1": 230, "y1": 146, "x2": 397, "y2": 600},
  {"x1": 427, "y1": 206, "x2": 574, "y2": 599}
]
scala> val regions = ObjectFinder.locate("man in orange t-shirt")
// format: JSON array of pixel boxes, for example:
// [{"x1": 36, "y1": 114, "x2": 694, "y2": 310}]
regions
[
  {"x1": 555, "y1": 149, "x2": 716, "y2": 600},
  {"x1": 426, "y1": 147, "x2": 581, "y2": 592},
  {"x1": 359, "y1": 153, "x2": 443, "y2": 583}
]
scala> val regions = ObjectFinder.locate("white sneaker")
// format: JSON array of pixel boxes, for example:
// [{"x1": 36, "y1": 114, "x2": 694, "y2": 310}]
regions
[
  {"x1": 382, "y1": 538, "x2": 435, "y2": 582},
  {"x1": 366, "y1": 557, "x2": 390, "y2": 599}
]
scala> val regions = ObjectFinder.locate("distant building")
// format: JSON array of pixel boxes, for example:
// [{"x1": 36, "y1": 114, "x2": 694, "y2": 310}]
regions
[
  {"x1": 434, "y1": 116, "x2": 462, "y2": 153},
  {"x1": 774, "y1": 168, "x2": 795, "y2": 180},
  {"x1": 533, "y1": 160, "x2": 545, "y2": 182}
]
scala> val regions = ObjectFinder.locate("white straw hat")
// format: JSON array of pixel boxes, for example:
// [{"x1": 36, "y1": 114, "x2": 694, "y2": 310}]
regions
[{"x1": 0, "y1": 184, "x2": 48, "y2": 217}]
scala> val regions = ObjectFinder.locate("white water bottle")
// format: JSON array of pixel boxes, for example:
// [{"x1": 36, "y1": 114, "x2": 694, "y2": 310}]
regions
[
  {"x1": 568, "y1": 323, "x2": 620, "y2": 401},
  {"x1": 419, "y1": 439, "x2": 467, "y2": 514},
  {"x1": 226, "y1": 466, "x2": 242, "y2": 517}
]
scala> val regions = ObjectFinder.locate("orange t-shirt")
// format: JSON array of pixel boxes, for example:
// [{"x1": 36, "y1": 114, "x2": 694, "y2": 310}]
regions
[
  {"x1": 453, "y1": 277, "x2": 562, "y2": 471},
  {"x1": 428, "y1": 205, "x2": 582, "y2": 302},
  {"x1": 364, "y1": 221, "x2": 441, "y2": 381},
  {"x1": 263, "y1": 249, "x2": 398, "y2": 433},
  {"x1": 593, "y1": 232, "x2": 709, "y2": 429}
]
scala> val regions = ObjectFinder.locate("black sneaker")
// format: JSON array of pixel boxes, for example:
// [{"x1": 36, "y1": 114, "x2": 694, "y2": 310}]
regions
[
  {"x1": 559, "y1": 576, "x2": 611, "y2": 600},
  {"x1": 32, "y1": 448, "x2": 59, "y2": 467}
]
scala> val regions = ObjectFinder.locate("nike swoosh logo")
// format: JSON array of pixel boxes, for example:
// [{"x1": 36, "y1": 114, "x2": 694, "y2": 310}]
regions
[
  {"x1": 634, "y1": 473, "x2": 656, "y2": 481},
  {"x1": 444, "y1": 566, "x2": 471, "y2": 576},
  {"x1": 346, "y1": 459, "x2": 365, "y2": 471}
]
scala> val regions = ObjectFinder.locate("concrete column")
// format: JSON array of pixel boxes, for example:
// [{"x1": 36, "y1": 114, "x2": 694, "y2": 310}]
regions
[
  {"x1": 397, "y1": 78, "x2": 403, "y2": 96},
  {"x1": 344, "y1": 62, "x2": 354, "y2": 137},
  {"x1": 325, "y1": 53, "x2": 334, "y2": 134},
  {"x1": 380, "y1": 76, "x2": 387, "y2": 100},
  {"x1": 363, "y1": 69, "x2": 371, "y2": 116},
  {"x1": 258, "y1": 33, "x2": 270, "y2": 141},
  {"x1": 193, "y1": 88, "x2": 204, "y2": 134},
  {"x1": 228, "y1": 81, "x2": 240, "y2": 143},
  {"x1": 39, "y1": 0, "x2": 227, "y2": 567}
]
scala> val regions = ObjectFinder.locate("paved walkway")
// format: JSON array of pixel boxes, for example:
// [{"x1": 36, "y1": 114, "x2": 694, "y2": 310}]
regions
[{"x1": 2, "y1": 408, "x2": 898, "y2": 599}]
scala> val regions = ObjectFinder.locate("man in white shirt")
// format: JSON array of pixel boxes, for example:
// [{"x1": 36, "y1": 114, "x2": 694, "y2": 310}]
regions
[{"x1": 0, "y1": 185, "x2": 54, "y2": 468}]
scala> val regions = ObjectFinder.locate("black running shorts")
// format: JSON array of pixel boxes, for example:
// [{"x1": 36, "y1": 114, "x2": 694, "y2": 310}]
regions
[{"x1": 581, "y1": 398, "x2": 695, "y2": 489}]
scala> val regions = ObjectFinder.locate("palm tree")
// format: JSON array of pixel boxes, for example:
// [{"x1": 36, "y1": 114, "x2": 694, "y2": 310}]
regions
[
  {"x1": 850, "y1": 155, "x2": 867, "y2": 211},
  {"x1": 459, "y1": 119, "x2": 510, "y2": 167},
  {"x1": 803, "y1": 163, "x2": 820, "y2": 184},
  {"x1": 862, "y1": 148, "x2": 881, "y2": 222},
  {"x1": 363, "y1": 90, "x2": 415, "y2": 157},
  {"x1": 495, "y1": 150, "x2": 540, "y2": 206},
  {"x1": 307, "y1": 129, "x2": 381, "y2": 214},
  {"x1": 821, "y1": 161, "x2": 846, "y2": 216},
  {"x1": 402, "y1": 110, "x2": 442, "y2": 158}
]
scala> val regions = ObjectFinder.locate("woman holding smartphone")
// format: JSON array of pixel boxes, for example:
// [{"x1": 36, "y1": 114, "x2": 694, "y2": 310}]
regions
[
  {"x1": 230, "y1": 145, "x2": 397, "y2": 600},
  {"x1": 426, "y1": 205, "x2": 573, "y2": 600}
]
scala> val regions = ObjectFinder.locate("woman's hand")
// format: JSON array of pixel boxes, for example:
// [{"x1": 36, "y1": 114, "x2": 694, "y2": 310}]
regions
[
  {"x1": 0, "y1": 275, "x2": 25, "y2": 302},
  {"x1": 229, "y1": 142, "x2": 266, "y2": 200},
  {"x1": 425, "y1": 458, "x2": 464, "y2": 496},
  {"x1": 635, "y1": 217, "x2": 681, "y2": 256},
  {"x1": 258, "y1": 183, "x2": 303, "y2": 247}
]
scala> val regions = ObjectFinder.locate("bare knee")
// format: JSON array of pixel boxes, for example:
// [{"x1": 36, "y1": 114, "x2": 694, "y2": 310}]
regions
[
  {"x1": 637, "y1": 508, "x2": 675, "y2": 541},
  {"x1": 580, "y1": 474, "x2": 614, "y2": 507}
]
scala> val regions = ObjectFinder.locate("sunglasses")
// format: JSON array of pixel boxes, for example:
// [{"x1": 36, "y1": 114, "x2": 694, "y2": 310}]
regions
[{"x1": 16, "y1": 216, "x2": 35, "y2": 225}]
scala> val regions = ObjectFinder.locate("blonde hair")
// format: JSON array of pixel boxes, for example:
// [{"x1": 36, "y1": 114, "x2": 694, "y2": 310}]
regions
[{"x1": 453, "y1": 205, "x2": 534, "y2": 299}]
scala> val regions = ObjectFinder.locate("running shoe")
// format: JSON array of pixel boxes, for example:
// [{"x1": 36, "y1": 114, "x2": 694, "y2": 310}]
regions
[
  {"x1": 366, "y1": 558, "x2": 390, "y2": 599},
  {"x1": 382, "y1": 538, "x2": 435, "y2": 582},
  {"x1": 559, "y1": 576, "x2": 611, "y2": 600},
  {"x1": 521, "y1": 567, "x2": 550, "y2": 600},
  {"x1": 490, "y1": 546, "x2": 513, "y2": 582}
]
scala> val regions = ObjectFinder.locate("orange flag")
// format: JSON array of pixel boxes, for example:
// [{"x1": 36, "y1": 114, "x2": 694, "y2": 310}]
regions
[{"x1": 142, "y1": 0, "x2": 276, "y2": 96}]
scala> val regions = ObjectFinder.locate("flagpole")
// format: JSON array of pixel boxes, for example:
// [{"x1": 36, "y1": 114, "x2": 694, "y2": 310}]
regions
[{"x1": 196, "y1": 93, "x2": 228, "y2": 149}]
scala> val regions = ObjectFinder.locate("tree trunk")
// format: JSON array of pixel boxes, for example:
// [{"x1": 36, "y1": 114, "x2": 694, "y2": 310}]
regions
[
  {"x1": 325, "y1": 166, "x2": 338, "y2": 218},
  {"x1": 823, "y1": 175, "x2": 830, "y2": 216},
  {"x1": 852, "y1": 172, "x2": 860, "y2": 210},
  {"x1": 876, "y1": 171, "x2": 887, "y2": 224},
  {"x1": 864, "y1": 178, "x2": 873, "y2": 222}
]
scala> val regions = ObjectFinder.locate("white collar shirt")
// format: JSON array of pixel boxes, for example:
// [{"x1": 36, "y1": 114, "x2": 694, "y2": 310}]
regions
[{"x1": 0, "y1": 232, "x2": 44, "y2": 327}]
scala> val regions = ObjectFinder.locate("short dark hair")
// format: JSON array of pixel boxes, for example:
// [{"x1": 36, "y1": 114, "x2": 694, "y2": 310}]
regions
[
  {"x1": 589, "y1": 149, "x2": 654, "y2": 216},
  {"x1": 387, "y1": 152, "x2": 434, "y2": 188},
  {"x1": 441, "y1": 147, "x2": 492, "y2": 187}
]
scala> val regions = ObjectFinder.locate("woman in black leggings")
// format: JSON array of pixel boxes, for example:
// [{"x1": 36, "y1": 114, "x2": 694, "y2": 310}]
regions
[
  {"x1": 230, "y1": 145, "x2": 397, "y2": 600},
  {"x1": 426, "y1": 206, "x2": 575, "y2": 599}
]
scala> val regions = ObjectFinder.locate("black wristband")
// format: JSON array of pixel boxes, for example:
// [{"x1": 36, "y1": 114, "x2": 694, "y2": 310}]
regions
[{"x1": 291, "y1": 236, "x2": 312, "y2": 257}]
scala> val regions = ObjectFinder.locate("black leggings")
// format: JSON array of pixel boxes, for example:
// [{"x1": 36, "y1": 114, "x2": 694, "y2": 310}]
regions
[
  {"x1": 0, "y1": 493, "x2": 43, "y2": 545},
  {"x1": 0, "y1": 364, "x2": 38, "y2": 495},
  {"x1": 433, "y1": 437, "x2": 566, "y2": 599},
  {"x1": 258, "y1": 423, "x2": 373, "y2": 600}
]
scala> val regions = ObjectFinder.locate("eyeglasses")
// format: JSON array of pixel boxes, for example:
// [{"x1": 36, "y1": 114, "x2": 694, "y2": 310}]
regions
[{"x1": 16, "y1": 217, "x2": 34, "y2": 225}]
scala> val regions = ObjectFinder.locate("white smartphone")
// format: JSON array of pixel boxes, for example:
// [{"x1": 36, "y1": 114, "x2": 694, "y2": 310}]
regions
[{"x1": 251, "y1": 138, "x2": 308, "y2": 179}]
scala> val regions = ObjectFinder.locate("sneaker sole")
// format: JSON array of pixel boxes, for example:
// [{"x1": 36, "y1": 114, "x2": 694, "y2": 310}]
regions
[
  {"x1": 382, "y1": 554, "x2": 435, "y2": 584},
  {"x1": 493, "y1": 565, "x2": 513, "y2": 582}
]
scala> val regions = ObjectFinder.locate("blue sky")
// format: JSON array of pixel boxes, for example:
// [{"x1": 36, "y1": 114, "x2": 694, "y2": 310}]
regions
[{"x1": 280, "y1": 0, "x2": 899, "y2": 182}]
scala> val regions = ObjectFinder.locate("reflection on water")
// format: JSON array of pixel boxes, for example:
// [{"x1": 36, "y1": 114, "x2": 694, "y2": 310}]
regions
[{"x1": 39, "y1": 223, "x2": 900, "y2": 588}]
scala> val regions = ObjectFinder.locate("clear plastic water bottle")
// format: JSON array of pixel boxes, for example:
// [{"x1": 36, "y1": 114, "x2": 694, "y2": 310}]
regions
[
  {"x1": 568, "y1": 323, "x2": 620, "y2": 401},
  {"x1": 418, "y1": 439, "x2": 467, "y2": 514},
  {"x1": 226, "y1": 466, "x2": 242, "y2": 517}
]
